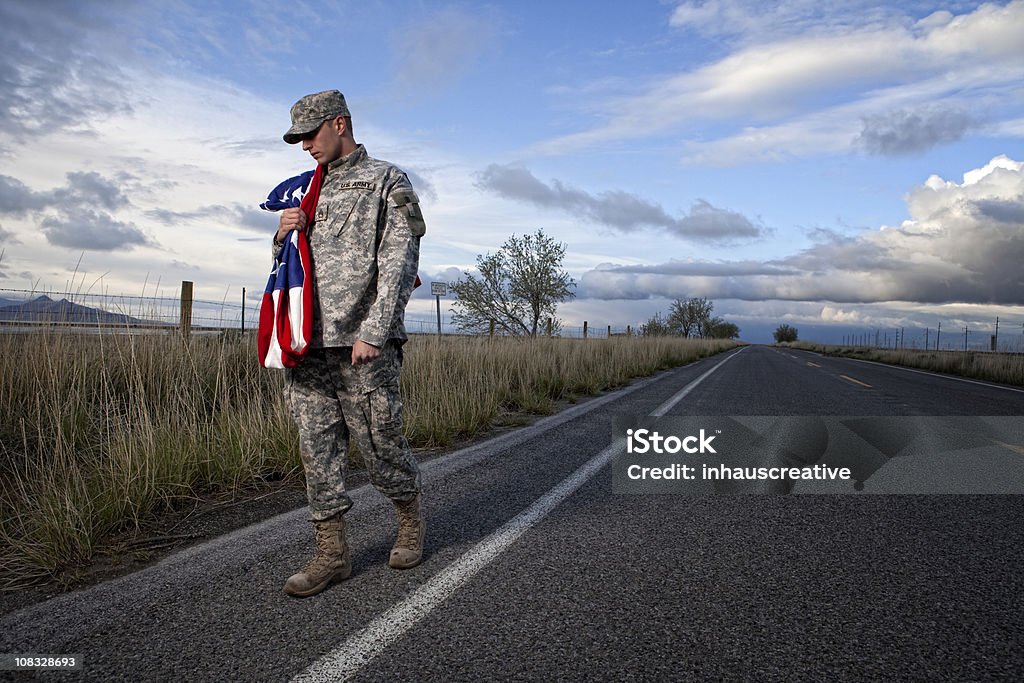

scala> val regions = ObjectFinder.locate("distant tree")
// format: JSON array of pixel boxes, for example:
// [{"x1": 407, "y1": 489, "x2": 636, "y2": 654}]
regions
[
  {"x1": 773, "y1": 324, "x2": 799, "y2": 343},
  {"x1": 450, "y1": 229, "x2": 575, "y2": 336},
  {"x1": 668, "y1": 297, "x2": 714, "y2": 338},
  {"x1": 640, "y1": 312, "x2": 673, "y2": 337},
  {"x1": 705, "y1": 318, "x2": 741, "y2": 340}
]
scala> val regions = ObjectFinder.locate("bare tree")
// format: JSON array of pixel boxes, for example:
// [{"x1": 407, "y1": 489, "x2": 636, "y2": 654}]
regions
[
  {"x1": 450, "y1": 229, "x2": 576, "y2": 336},
  {"x1": 668, "y1": 297, "x2": 714, "y2": 338}
]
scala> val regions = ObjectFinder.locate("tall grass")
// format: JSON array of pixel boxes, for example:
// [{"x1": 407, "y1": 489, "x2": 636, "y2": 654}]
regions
[
  {"x1": 0, "y1": 329, "x2": 736, "y2": 587},
  {"x1": 787, "y1": 341, "x2": 1024, "y2": 386}
]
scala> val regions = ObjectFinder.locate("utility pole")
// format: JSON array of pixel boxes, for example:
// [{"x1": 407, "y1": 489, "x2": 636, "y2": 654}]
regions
[
  {"x1": 964, "y1": 325, "x2": 969, "y2": 352},
  {"x1": 936, "y1": 322, "x2": 941, "y2": 351}
]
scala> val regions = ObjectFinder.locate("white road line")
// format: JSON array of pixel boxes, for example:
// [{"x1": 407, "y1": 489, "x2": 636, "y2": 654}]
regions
[
  {"x1": 291, "y1": 348, "x2": 745, "y2": 682},
  {"x1": 795, "y1": 349, "x2": 1024, "y2": 395}
]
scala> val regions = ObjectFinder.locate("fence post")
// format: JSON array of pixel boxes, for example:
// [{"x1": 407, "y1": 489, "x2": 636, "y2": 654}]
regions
[
  {"x1": 607, "y1": 324, "x2": 611, "y2": 338},
  {"x1": 583, "y1": 321, "x2": 588, "y2": 339},
  {"x1": 180, "y1": 280, "x2": 193, "y2": 339},
  {"x1": 489, "y1": 319, "x2": 495, "y2": 338},
  {"x1": 241, "y1": 287, "x2": 245, "y2": 333},
  {"x1": 627, "y1": 325, "x2": 632, "y2": 337},
  {"x1": 546, "y1": 317, "x2": 553, "y2": 337}
]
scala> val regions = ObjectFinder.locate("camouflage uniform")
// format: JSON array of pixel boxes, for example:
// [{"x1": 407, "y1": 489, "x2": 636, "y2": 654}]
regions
[{"x1": 277, "y1": 93, "x2": 425, "y2": 521}]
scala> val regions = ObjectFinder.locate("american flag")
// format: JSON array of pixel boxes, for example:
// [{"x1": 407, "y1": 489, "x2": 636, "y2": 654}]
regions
[{"x1": 257, "y1": 228, "x2": 314, "y2": 369}]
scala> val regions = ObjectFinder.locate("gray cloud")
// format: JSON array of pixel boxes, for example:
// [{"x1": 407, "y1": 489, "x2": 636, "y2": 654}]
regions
[
  {"x1": 41, "y1": 210, "x2": 150, "y2": 251},
  {"x1": 477, "y1": 164, "x2": 761, "y2": 242},
  {"x1": 855, "y1": 107, "x2": 974, "y2": 156},
  {"x1": 0, "y1": 172, "x2": 129, "y2": 216},
  {"x1": 579, "y1": 156, "x2": 1024, "y2": 305},
  {"x1": 0, "y1": 175, "x2": 47, "y2": 214},
  {"x1": 51, "y1": 172, "x2": 129, "y2": 212},
  {"x1": 147, "y1": 204, "x2": 274, "y2": 234},
  {"x1": 0, "y1": 2, "x2": 132, "y2": 134},
  {"x1": 0, "y1": 171, "x2": 150, "y2": 251},
  {"x1": 973, "y1": 196, "x2": 1024, "y2": 224}
]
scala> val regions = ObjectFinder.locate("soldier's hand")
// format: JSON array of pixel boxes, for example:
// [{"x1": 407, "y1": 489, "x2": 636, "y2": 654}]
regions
[
  {"x1": 276, "y1": 208, "x2": 308, "y2": 241},
  {"x1": 352, "y1": 340, "x2": 381, "y2": 366}
]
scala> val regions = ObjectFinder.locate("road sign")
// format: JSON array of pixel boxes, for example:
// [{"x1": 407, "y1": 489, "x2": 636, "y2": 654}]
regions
[{"x1": 431, "y1": 282, "x2": 447, "y2": 297}]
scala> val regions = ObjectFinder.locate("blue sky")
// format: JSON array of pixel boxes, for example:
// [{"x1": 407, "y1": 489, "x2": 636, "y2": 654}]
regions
[{"x1": 1, "y1": 0, "x2": 1023, "y2": 344}]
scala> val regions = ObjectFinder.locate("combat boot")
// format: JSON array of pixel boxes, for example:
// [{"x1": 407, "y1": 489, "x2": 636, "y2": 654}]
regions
[
  {"x1": 283, "y1": 514, "x2": 352, "y2": 597},
  {"x1": 389, "y1": 494, "x2": 425, "y2": 569}
]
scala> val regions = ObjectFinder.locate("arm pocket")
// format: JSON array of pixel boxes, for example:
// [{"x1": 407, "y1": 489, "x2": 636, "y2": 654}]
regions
[{"x1": 390, "y1": 189, "x2": 426, "y2": 237}]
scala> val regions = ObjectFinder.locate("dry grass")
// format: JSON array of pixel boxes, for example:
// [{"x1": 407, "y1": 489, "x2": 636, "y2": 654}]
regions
[
  {"x1": 786, "y1": 341, "x2": 1024, "y2": 386},
  {"x1": 0, "y1": 329, "x2": 736, "y2": 587}
]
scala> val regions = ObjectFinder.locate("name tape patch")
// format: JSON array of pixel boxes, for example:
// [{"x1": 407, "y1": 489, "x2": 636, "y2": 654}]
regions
[{"x1": 338, "y1": 181, "x2": 376, "y2": 191}]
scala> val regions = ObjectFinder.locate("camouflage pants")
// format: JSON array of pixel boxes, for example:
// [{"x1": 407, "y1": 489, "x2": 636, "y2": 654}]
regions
[{"x1": 284, "y1": 342, "x2": 420, "y2": 521}]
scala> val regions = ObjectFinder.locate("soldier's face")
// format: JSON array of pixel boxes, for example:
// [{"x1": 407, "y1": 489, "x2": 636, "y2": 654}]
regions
[{"x1": 301, "y1": 117, "x2": 344, "y2": 165}]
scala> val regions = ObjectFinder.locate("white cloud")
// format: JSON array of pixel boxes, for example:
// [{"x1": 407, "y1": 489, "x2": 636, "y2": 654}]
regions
[
  {"x1": 536, "y1": 1, "x2": 1024, "y2": 159},
  {"x1": 578, "y1": 155, "x2": 1024, "y2": 306}
]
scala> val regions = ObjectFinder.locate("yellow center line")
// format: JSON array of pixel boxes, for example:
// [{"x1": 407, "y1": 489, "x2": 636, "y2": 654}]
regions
[{"x1": 840, "y1": 374, "x2": 873, "y2": 388}]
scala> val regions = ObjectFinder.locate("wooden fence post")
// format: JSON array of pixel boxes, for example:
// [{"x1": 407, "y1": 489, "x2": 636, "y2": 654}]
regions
[
  {"x1": 607, "y1": 324, "x2": 611, "y2": 338},
  {"x1": 583, "y1": 321, "x2": 588, "y2": 339},
  {"x1": 489, "y1": 319, "x2": 495, "y2": 338},
  {"x1": 180, "y1": 280, "x2": 193, "y2": 339},
  {"x1": 546, "y1": 317, "x2": 553, "y2": 337}
]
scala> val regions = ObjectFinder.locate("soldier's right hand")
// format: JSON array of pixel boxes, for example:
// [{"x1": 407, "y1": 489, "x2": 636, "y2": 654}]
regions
[{"x1": 276, "y1": 208, "x2": 308, "y2": 241}]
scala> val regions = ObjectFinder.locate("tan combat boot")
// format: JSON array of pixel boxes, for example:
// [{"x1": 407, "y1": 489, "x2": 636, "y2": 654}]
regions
[
  {"x1": 283, "y1": 514, "x2": 352, "y2": 597},
  {"x1": 389, "y1": 494, "x2": 425, "y2": 569}
]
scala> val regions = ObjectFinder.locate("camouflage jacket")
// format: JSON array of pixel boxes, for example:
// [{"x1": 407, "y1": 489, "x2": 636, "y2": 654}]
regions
[{"x1": 274, "y1": 144, "x2": 424, "y2": 348}]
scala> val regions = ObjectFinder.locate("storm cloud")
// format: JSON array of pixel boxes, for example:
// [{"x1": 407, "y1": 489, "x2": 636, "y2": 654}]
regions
[
  {"x1": 477, "y1": 164, "x2": 761, "y2": 242},
  {"x1": 580, "y1": 155, "x2": 1024, "y2": 306}
]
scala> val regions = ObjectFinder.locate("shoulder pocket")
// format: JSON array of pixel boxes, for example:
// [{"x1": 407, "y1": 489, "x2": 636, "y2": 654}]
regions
[{"x1": 390, "y1": 189, "x2": 426, "y2": 237}]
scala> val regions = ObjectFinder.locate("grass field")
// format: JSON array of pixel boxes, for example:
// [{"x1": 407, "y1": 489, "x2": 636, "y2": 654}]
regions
[
  {"x1": 0, "y1": 330, "x2": 737, "y2": 588},
  {"x1": 786, "y1": 341, "x2": 1024, "y2": 387}
]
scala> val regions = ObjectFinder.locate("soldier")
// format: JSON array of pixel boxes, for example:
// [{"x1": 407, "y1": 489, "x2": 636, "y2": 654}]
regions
[{"x1": 274, "y1": 90, "x2": 426, "y2": 598}]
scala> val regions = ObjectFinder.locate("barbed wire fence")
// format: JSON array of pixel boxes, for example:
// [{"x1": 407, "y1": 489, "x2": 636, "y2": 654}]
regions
[
  {"x1": 1, "y1": 284, "x2": 1020, "y2": 349},
  {"x1": 0, "y1": 284, "x2": 640, "y2": 339},
  {"x1": 839, "y1": 319, "x2": 1024, "y2": 353}
]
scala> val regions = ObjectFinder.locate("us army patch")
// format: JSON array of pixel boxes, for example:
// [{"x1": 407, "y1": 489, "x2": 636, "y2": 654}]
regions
[
  {"x1": 338, "y1": 181, "x2": 376, "y2": 191},
  {"x1": 314, "y1": 205, "x2": 328, "y2": 223}
]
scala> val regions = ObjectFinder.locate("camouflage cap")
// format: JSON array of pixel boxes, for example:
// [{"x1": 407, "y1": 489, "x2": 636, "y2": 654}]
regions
[{"x1": 283, "y1": 90, "x2": 351, "y2": 144}]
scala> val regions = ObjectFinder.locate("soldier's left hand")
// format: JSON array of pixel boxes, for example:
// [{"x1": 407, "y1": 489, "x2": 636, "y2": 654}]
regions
[{"x1": 352, "y1": 339, "x2": 381, "y2": 365}]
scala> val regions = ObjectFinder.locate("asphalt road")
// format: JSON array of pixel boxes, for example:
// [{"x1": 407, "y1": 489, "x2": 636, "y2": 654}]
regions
[{"x1": 2, "y1": 345, "x2": 1023, "y2": 681}]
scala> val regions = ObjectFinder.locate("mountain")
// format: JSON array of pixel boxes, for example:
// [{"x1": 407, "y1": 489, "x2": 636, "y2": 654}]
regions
[{"x1": 0, "y1": 295, "x2": 151, "y2": 326}]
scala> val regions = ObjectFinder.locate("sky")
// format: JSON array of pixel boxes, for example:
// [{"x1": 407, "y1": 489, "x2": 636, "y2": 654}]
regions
[{"x1": 1, "y1": 0, "x2": 1023, "y2": 345}]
